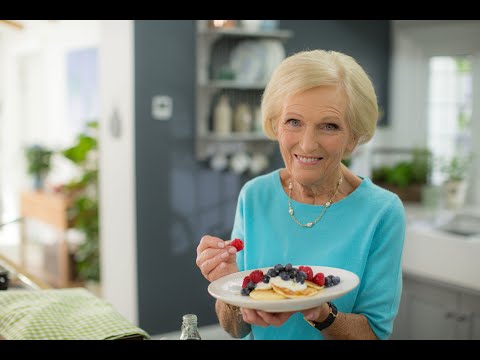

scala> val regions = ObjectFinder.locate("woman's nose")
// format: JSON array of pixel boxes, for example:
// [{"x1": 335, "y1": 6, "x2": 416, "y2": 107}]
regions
[{"x1": 299, "y1": 128, "x2": 319, "y2": 153}]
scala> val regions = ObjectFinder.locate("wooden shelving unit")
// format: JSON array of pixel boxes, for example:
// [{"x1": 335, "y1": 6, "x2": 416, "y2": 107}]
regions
[{"x1": 20, "y1": 191, "x2": 81, "y2": 288}]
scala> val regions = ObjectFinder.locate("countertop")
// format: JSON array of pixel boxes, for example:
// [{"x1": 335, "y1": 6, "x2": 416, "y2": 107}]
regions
[{"x1": 402, "y1": 204, "x2": 480, "y2": 294}]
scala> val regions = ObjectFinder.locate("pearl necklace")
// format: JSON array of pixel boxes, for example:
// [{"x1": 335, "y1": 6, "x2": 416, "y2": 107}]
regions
[{"x1": 288, "y1": 176, "x2": 343, "y2": 228}]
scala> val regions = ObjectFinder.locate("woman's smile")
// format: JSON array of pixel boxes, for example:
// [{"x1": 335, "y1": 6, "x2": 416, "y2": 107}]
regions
[{"x1": 294, "y1": 154, "x2": 323, "y2": 165}]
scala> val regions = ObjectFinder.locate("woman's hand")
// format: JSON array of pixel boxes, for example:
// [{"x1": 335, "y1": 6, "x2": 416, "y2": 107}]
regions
[
  {"x1": 301, "y1": 302, "x2": 330, "y2": 323},
  {"x1": 196, "y1": 235, "x2": 239, "y2": 282},
  {"x1": 240, "y1": 308, "x2": 296, "y2": 327},
  {"x1": 240, "y1": 302, "x2": 330, "y2": 328}
]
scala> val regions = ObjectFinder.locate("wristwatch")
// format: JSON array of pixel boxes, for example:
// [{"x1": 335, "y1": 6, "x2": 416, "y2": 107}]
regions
[{"x1": 304, "y1": 302, "x2": 338, "y2": 331}]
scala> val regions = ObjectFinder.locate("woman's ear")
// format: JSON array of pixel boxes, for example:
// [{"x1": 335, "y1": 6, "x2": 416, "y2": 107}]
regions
[
  {"x1": 271, "y1": 119, "x2": 278, "y2": 138},
  {"x1": 346, "y1": 134, "x2": 358, "y2": 154}
]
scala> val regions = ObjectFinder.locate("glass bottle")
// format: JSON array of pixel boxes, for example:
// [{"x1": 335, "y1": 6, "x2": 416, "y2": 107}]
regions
[{"x1": 179, "y1": 314, "x2": 201, "y2": 340}]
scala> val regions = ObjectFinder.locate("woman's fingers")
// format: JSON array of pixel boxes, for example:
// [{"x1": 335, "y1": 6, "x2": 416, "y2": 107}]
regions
[
  {"x1": 241, "y1": 308, "x2": 270, "y2": 327},
  {"x1": 199, "y1": 246, "x2": 236, "y2": 277},
  {"x1": 256, "y1": 311, "x2": 294, "y2": 327},
  {"x1": 195, "y1": 235, "x2": 238, "y2": 281},
  {"x1": 240, "y1": 308, "x2": 295, "y2": 327},
  {"x1": 196, "y1": 235, "x2": 225, "y2": 255}
]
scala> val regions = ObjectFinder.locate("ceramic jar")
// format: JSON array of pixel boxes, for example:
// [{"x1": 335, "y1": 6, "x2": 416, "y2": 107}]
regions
[
  {"x1": 213, "y1": 95, "x2": 232, "y2": 136},
  {"x1": 233, "y1": 103, "x2": 252, "y2": 133}
]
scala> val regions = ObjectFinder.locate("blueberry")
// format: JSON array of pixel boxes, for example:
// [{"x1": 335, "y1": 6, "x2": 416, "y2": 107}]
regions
[
  {"x1": 241, "y1": 288, "x2": 250, "y2": 296},
  {"x1": 262, "y1": 275, "x2": 270, "y2": 283},
  {"x1": 284, "y1": 263, "x2": 293, "y2": 272},
  {"x1": 280, "y1": 272, "x2": 290, "y2": 281},
  {"x1": 333, "y1": 276, "x2": 341, "y2": 285},
  {"x1": 267, "y1": 269, "x2": 278, "y2": 277},
  {"x1": 297, "y1": 271, "x2": 307, "y2": 280},
  {"x1": 247, "y1": 281, "x2": 256, "y2": 291},
  {"x1": 289, "y1": 269, "x2": 298, "y2": 279},
  {"x1": 324, "y1": 277, "x2": 332, "y2": 287},
  {"x1": 274, "y1": 264, "x2": 284, "y2": 273},
  {"x1": 327, "y1": 275, "x2": 335, "y2": 280}
]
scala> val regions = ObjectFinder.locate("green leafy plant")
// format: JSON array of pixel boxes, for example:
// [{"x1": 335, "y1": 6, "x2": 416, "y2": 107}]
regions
[
  {"x1": 24, "y1": 145, "x2": 53, "y2": 189},
  {"x1": 440, "y1": 154, "x2": 473, "y2": 182},
  {"x1": 62, "y1": 121, "x2": 99, "y2": 283},
  {"x1": 372, "y1": 148, "x2": 432, "y2": 188}
]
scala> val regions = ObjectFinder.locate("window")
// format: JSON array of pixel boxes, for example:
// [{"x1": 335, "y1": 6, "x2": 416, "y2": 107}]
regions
[{"x1": 427, "y1": 55, "x2": 473, "y2": 185}]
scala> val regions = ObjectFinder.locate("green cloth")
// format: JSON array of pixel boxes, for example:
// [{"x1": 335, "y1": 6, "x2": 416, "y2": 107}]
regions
[{"x1": 0, "y1": 288, "x2": 150, "y2": 340}]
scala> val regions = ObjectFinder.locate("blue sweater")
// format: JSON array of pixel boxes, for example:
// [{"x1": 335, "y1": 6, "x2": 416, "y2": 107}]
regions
[{"x1": 232, "y1": 169, "x2": 406, "y2": 340}]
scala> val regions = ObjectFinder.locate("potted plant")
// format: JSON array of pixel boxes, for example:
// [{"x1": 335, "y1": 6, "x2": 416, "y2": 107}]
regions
[
  {"x1": 371, "y1": 148, "x2": 432, "y2": 202},
  {"x1": 60, "y1": 121, "x2": 99, "y2": 288},
  {"x1": 24, "y1": 144, "x2": 53, "y2": 190},
  {"x1": 440, "y1": 154, "x2": 472, "y2": 209}
]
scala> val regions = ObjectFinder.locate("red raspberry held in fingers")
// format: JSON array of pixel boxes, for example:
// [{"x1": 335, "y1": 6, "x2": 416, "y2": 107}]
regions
[
  {"x1": 298, "y1": 266, "x2": 314, "y2": 282},
  {"x1": 242, "y1": 276, "x2": 251, "y2": 289},
  {"x1": 249, "y1": 270, "x2": 264, "y2": 284},
  {"x1": 313, "y1": 272, "x2": 325, "y2": 287},
  {"x1": 230, "y1": 238, "x2": 244, "y2": 252}
]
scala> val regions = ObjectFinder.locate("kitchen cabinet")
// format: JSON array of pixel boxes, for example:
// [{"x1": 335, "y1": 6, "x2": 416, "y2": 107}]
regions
[
  {"x1": 195, "y1": 20, "x2": 293, "y2": 164},
  {"x1": 462, "y1": 293, "x2": 480, "y2": 339},
  {"x1": 391, "y1": 274, "x2": 480, "y2": 340}
]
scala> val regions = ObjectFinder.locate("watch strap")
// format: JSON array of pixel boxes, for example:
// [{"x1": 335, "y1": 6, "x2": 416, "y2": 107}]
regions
[{"x1": 304, "y1": 301, "x2": 338, "y2": 331}]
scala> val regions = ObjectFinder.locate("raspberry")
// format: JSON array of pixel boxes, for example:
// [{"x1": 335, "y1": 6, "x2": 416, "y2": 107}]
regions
[
  {"x1": 299, "y1": 266, "x2": 314, "y2": 281},
  {"x1": 242, "y1": 276, "x2": 251, "y2": 289},
  {"x1": 249, "y1": 270, "x2": 264, "y2": 284},
  {"x1": 230, "y1": 238, "x2": 244, "y2": 252},
  {"x1": 312, "y1": 272, "x2": 325, "y2": 287}
]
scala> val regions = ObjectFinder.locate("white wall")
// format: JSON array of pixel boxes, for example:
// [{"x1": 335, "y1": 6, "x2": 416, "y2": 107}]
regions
[
  {"x1": 374, "y1": 27, "x2": 429, "y2": 149},
  {"x1": 98, "y1": 20, "x2": 138, "y2": 325},
  {"x1": 0, "y1": 20, "x2": 100, "y2": 221},
  {"x1": 0, "y1": 20, "x2": 138, "y2": 325}
]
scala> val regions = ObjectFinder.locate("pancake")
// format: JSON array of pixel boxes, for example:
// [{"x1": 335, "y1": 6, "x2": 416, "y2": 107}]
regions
[
  {"x1": 271, "y1": 284, "x2": 319, "y2": 298},
  {"x1": 305, "y1": 280, "x2": 324, "y2": 291},
  {"x1": 249, "y1": 289, "x2": 287, "y2": 300}
]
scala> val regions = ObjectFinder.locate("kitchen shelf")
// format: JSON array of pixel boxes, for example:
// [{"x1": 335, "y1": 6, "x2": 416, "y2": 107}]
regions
[
  {"x1": 198, "y1": 28, "x2": 293, "y2": 40},
  {"x1": 198, "y1": 133, "x2": 271, "y2": 142},
  {"x1": 199, "y1": 80, "x2": 267, "y2": 90},
  {"x1": 195, "y1": 20, "x2": 293, "y2": 164},
  {"x1": 196, "y1": 135, "x2": 277, "y2": 160}
]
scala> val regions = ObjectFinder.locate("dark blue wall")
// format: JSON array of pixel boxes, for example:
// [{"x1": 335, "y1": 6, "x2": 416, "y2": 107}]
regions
[
  {"x1": 134, "y1": 20, "x2": 245, "y2": 335},
  {"x1": 280, "y1": 20, "x2": 391, "y2": 126},
  {"x1": 134, "y1": 20, "x2": 391, "y2": 336}
]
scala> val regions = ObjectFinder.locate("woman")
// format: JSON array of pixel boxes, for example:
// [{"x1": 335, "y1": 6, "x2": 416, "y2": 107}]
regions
[{"x1": 196, "y1": 50, "x2": 405, "y2": 340}]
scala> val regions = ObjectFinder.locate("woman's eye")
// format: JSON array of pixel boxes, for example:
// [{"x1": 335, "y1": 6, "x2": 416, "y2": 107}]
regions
[
  {"x1": 324, "y1": 123, "x2": 339, "y2": 131},
  {"x1": 287, "y1": 119, "x2": 300, "y2": 127}
]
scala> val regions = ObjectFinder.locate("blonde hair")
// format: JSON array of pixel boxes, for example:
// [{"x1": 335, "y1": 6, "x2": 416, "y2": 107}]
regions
[{"x1": 261, "y1": 50, "x2": 379, "y2": 155}]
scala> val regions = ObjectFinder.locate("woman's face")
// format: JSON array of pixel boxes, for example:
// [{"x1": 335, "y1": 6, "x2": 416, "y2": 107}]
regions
[{"x1": 276, "y1": 86, "x2": 355, "y2": 188}]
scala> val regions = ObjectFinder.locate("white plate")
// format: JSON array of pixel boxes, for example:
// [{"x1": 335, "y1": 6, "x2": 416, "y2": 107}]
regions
[
  {"x1": 230, "y1": 40, "x2": 266, "y2": 84},
  {"x1": 208, "y1": 266, "x2": 360, "y2": 312}
]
